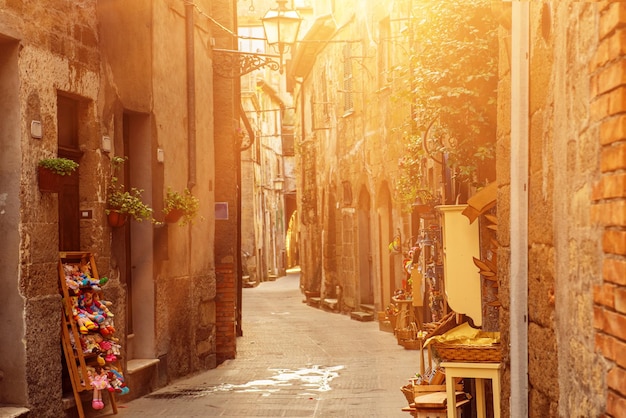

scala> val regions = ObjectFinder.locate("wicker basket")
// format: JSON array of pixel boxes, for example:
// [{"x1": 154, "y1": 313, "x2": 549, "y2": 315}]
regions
[
  {"x1": 401, "y1": 384, "x2": 415, "y2": 404},
  {"x1": 401, "y1": 339, "x2": 422, "y2": 350},
  {"x1": 432, "y1": 341, "x2": 501, "y2": 363},
  {"x1": 396, "y1": 328, "x2": 414, "y2": 340}
]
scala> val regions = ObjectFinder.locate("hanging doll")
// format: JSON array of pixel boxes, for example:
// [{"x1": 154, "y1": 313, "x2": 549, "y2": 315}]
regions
[
  {"x1": 78, "y1": 291, "x2": 107, "y2": 326},
  {"x1": 107, "y1": 366, "x2": 130, "y2": 395},
  {"x1": 89, "y1": 293, "x2": 115, "y2": 319},
  {"x1": 88, "y1": 366, "x2": 110, "y2": 410},
  {"x1": 71, "y1": 296, "x2": 98, "y2": 334},
  {"x1": 88, "y1": 293, "x2": 116, "y2": 336},
  {"x1": 78, "y1": 261, "x2": 109, "y2": 291},
  {"x1": 63, "y1": 264, "x2": 81, "y2": 292},
  {"x1": 93, "y1": 333, "x2": 117, "y2": 363}
]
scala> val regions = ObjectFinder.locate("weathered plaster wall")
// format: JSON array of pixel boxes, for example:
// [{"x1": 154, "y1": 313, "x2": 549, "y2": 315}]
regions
[{"x1": 0, "y1": 38, "x2": 25, "y2": 407}]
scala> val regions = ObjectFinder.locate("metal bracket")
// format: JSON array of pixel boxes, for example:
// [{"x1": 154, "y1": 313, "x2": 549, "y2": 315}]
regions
[{"x1": 213, "y1": 49, "x2": 280, "y2": 78}]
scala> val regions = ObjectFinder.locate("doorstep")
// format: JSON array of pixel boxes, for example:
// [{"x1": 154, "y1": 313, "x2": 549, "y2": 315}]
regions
[
  {"x1": 0, "y1": 406, "x2": 29, "y2": 418},
  {"x1": 125, "y1": 358, "x2": 161, "y2": 402}
]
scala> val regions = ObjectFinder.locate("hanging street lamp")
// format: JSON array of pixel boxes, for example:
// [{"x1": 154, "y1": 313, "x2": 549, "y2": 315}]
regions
[
  {"x1": 261, "y1": 0, "x2": 302, "y2": 73},
  {"x1": 212, "y1": 0, "x2": 302, "y2": 78}
]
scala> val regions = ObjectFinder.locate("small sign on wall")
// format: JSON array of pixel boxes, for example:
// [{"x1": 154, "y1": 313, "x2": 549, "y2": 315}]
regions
[{"x1": 215, "y1": 202, "x2": 229, "y2": 220}]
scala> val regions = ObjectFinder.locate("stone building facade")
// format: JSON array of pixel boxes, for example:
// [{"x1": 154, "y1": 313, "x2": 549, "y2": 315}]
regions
[
  {"x1": 292, "y1": 2, "x2": 411, "y2": 313},
  {"x1": 0, "y1": 0, "x2": 239, "y2": 415},
  {"x1": 496, "y1": 2, "x2": 626, "y2": 417},
  {"x1": 292, "y1": 1, "x2": 625, "y2": 417},
  {"x1": 237, "y1": 0, "x2": 304, "y2": 285}
]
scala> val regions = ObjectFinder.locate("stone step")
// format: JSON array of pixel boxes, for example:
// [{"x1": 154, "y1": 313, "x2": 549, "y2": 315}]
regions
[
  {"x1": 0, "y1": 406, "x2": 30, "y2": 418},
  {"x1": 350, "y1": 311, "x2": 375, "y2": 322},
  {"x1": 307, "y1": 296, "x2": 321, "y2": 308},
  {"x1": 321, "y1": 298, "x2": 339, "y2": 312},
  {"x1": 126, "y1": 358, "x2": 161, "y2": 402},
  {"x1": 359, "y1": 304, "x2": 376, "y2": 313}
]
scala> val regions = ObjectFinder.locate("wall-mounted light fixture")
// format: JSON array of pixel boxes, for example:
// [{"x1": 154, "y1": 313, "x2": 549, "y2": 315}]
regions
[
  {"x1": 261, "y1": 0, "x2": 302, "y2": 72},
  {"x1": 213, "y1": 0, "x2": 302, "y2": 78},
  {"x1": 31, "y1": 120, "x2": 42, "y2": 139},
  {"x1": 273, "y1": 177, "x2": 285, "y2": 191},
  {"x1": 101, "y1": 135, "x2": 111, "y2": 153}
]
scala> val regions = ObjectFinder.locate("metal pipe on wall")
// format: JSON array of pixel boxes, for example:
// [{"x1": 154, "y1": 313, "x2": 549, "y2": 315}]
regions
[
  {"x1": 510, "y1": 1, "x2": 530, "y2": 416},
  {"x1": 185, "y1": 3, "x2": 197, "y2": 189}
]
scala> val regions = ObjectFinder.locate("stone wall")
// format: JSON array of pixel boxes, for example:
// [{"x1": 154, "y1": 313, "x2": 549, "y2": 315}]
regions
[
  {"x1": 0, "y1": 0, "x2": 231, "y2": 413},
  {"x1": 0, "y1": 1, "x2": 102, "y2": 415},
  {"x1": 498, "y1": 2, "x2": 623, "y2": 416},
  {"x1": 293, "y1": 1, "x2": 411, "y2": 312}
]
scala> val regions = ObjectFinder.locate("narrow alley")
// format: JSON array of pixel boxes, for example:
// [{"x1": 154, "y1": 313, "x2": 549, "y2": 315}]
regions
[{"x1": 105, "y1": 269, "x2": 419, "y2": 417}]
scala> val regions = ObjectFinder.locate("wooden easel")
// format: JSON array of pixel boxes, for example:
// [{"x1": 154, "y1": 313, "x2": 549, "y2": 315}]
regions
[{"x1": 59, "y1": 251, "x2": 118, "y2": 418}]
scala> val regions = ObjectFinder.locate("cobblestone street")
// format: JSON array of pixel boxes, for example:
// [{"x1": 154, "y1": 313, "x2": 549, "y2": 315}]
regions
[{"x1": 106, "y1": 269, "x2": 420, "y2": 417}]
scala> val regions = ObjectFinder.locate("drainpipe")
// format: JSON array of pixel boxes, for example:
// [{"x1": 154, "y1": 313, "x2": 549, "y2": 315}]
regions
[
  {"x1": 510, "y1": 1, "x2": 529, "y2": 416},
  {"x1": 185, "y1": 3, "x2": 197, "y2": 189}
]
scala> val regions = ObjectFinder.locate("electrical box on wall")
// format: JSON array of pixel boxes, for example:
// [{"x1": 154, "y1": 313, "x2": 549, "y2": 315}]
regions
[
  {"x1": 31, "y1": 120, "x2": 42, "y2": 139},
  {"x1": 101, "y1": 136, "x2": 111, "y2": 153}
]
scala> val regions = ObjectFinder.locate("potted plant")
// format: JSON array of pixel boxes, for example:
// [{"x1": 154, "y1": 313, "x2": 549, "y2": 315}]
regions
[
  {"x1": 105, "y1": 156, "x2": 153, "y2": 226},
  {"x1": 37, "y1": 157, "x2": 79, "y2": 192},
  {"x1": 163, "y1": 187, "x2": 199, "y2": 225}
]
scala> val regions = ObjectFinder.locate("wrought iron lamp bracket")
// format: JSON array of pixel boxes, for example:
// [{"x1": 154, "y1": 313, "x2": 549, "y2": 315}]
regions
[{"x1": 213, "y1": 49, "x2": 280, "y2": 78}]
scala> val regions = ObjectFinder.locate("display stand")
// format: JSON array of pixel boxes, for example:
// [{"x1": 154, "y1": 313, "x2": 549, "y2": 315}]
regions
[
  {"x1": 441, "y1": 361, "x2": 501, "y2": 418},
  {"x1": 59, "y1": 251, "x2": 124, "y2": 418},
  {"x1": 393, "y1": 298, "x2": 416, "y2": 334}
]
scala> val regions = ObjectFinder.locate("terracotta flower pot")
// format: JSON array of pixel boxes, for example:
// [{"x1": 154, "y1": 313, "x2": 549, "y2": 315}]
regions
[
  {"x1": 107, "y1": 211, "x2": 127, "y2": 228},
  {"x1": 38, "y1": 166, "x2": 61, "y2": 193},
  {"x1": 164, "y1": 208, "x2": 184, "y2": 224}
]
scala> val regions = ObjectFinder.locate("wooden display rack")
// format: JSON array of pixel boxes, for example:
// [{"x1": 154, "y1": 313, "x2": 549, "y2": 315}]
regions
[{"x1": 59, "y1": 251, "x2": 118, "y2": 418}]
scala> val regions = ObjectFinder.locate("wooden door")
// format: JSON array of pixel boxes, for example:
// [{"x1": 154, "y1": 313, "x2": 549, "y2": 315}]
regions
[{"x1": 58, "y1": 164, "x2": 80, "y2": 251}]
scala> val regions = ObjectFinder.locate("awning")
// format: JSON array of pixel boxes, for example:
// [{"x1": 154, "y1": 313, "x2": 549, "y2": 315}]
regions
[{"x1": 290, "y1": 15, "x2": 337, "y2": 79}]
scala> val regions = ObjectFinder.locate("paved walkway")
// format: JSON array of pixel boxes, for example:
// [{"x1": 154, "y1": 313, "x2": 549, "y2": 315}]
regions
[{"x1": 104, "y1": 269, "x2": 421, "y2": 417}]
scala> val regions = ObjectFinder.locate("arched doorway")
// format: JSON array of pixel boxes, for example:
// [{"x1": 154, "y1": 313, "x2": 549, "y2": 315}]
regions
[
  {"x1": 377, "y1": 183, "x2": 395, "y2": 309},
  {"x1": 358, "y1": 187, "x2": 373, "y2": 305}
]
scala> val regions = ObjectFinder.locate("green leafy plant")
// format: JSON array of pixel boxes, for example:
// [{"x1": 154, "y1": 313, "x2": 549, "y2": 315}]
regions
[
  {"x1": 106, "y1": 156, "x2": 153, "y2": 222},
  {"x1": 393, "y1": 0, "x2": 498, "y2": 209},
  {"x1": 38, "y1": 157, "x2": 79, "y2": 175},
  {"x1": 164, "y1": 187, "x2": 199, "y2": 225}
]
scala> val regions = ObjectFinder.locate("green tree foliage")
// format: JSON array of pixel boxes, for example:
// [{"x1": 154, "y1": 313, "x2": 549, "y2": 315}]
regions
[{"x1": 395, "y1": 0, "x2": 498, "y2": 209}]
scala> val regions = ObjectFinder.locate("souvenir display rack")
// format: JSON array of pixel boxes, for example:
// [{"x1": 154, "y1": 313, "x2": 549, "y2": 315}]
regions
[{"x1": 59, "y1": 251, "x2": 128, "y2": 417}]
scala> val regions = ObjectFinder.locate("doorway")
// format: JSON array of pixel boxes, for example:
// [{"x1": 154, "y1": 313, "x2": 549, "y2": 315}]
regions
[
  {"x1": 122, "y1": 112, "x2": 155, "y2": 361},
  {"x1": 56, "y1": 94, "x2": 83, "y2": 251},
  {"x1": 358, "y1": 187, "x2": 373, "y2": 305}
]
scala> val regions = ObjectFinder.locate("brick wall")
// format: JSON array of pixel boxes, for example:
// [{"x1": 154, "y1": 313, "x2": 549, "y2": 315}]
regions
[
  {"x1": 591, "y1": 2, "x2": 626, "y2": 417},
  {"x1": 215, "y1": 263, "x2": 237, "y2": 364}
]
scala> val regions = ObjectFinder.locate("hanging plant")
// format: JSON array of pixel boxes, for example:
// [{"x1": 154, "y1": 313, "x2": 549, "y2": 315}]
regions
[
  {"x1": 163, "y1": 187, "x2": 199, "y2": 225},
  {"x1": 105, "y1": 156, "x2": 153, "y2": 223},
  {"x1": 38, "y1": 157, "x2": 79, "y2": 175},
  {"x1": 37, "y1": 157, "x2": 79, "y2": 192}
]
